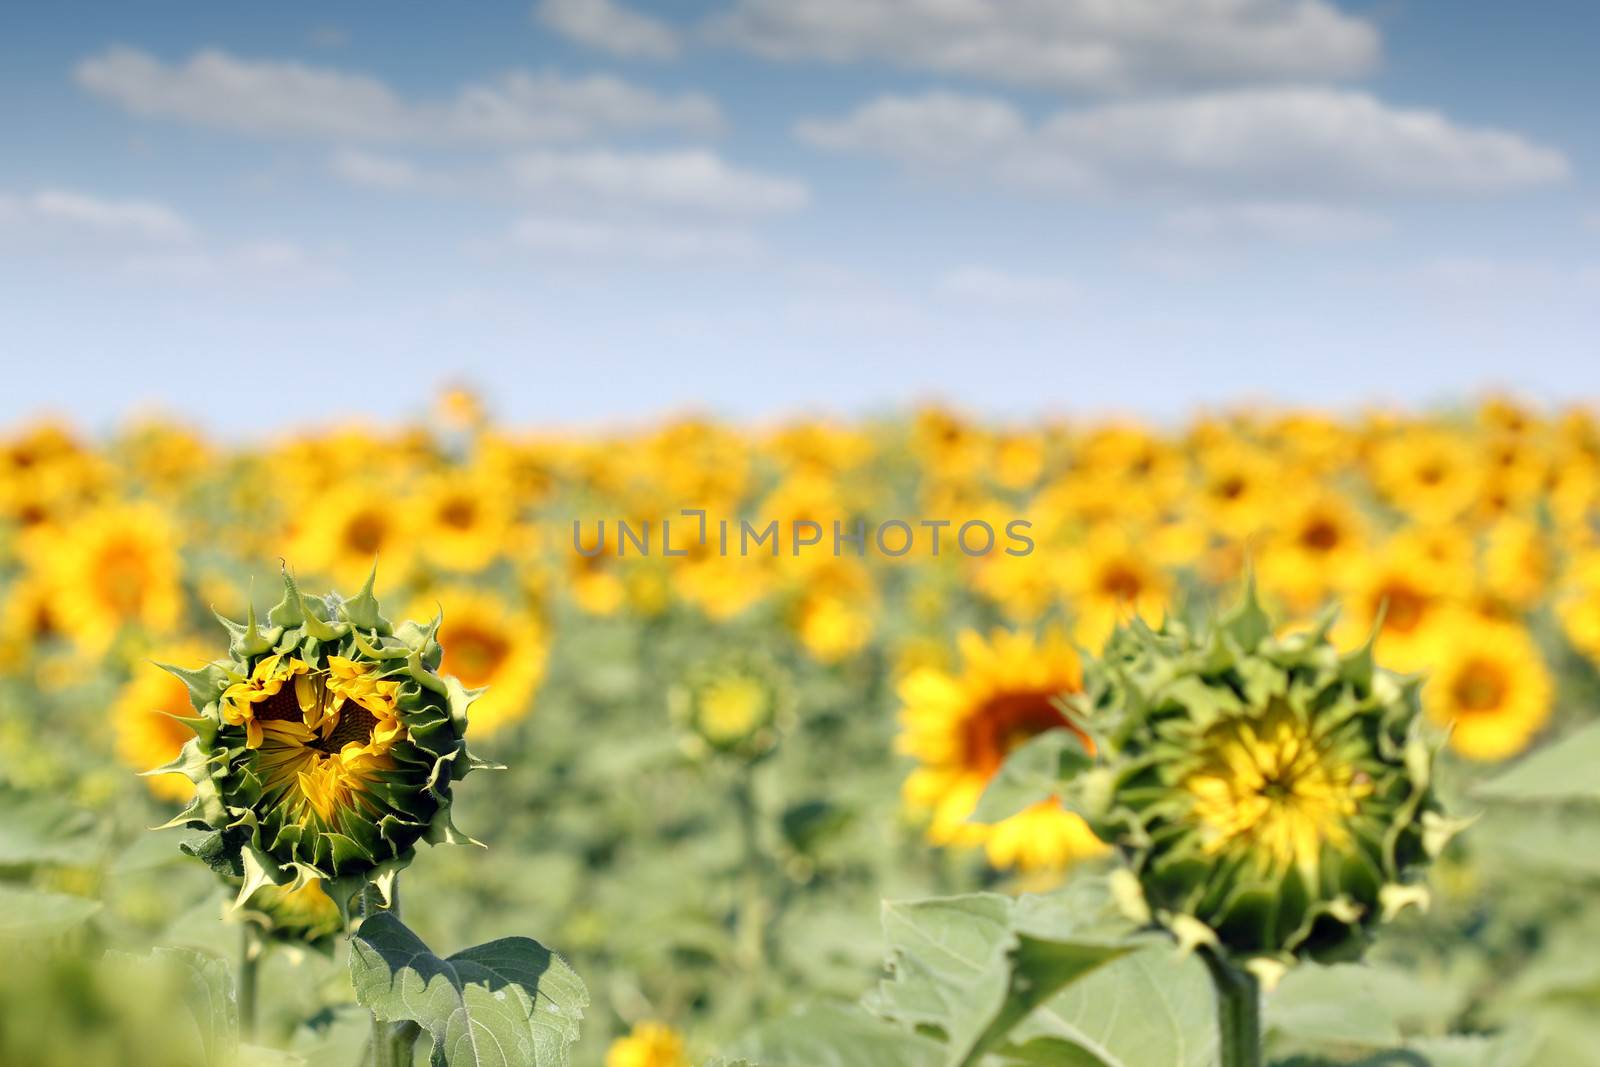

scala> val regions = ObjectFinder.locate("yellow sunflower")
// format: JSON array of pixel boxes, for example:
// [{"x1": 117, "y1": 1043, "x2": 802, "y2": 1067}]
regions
[
  {"x1": 1420, "y1": 612, "x2": 1552, "y2": 761},
  {"x1": 112, "y1": 641, "x2": 215, "y2": 802},
  {"x1": 408, "y1": 587, "x2": 547, "y2": 735},
  {"x1": 286, "y1": 486, "x2": 416, "y2": 588},
  {"x1": 1335, "y1": 534, "x2": 1469, "y2": 669},
  {"x1": 898, "y1": 629, "x2": 1107, "y2": 873},
  {"x1": 43, "y1": 502, "x2": 183, "y2": 651},
  {"x1": 1369, "y1": 428, "x2": 1482, "y2": 523},
  {"x1": 1556, "y1": 548, "x2": 1600, "y2": 663},
  {"x1": 792, "y1": 561, "x2": 877, "y2": 664},
  {"x1": 605, "y1": 1023, "x2": 689, "y2": 1067},
  {"x1": 1056, "y1": 526, "x2": 1170, "y2": 649},
  {"x1": 1256, "y1": 491, "x2": 1368, "y2": 614},
  {"x1": 1480, "y1": 516, "x2": 1554, "y2": 611},
  {"x1": 416, "y1": 473, "x2": 515, "y2": 573}
]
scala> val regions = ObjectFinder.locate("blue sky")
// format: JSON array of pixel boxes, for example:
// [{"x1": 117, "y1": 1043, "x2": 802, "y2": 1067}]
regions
[{"x1": 1, "y1": 1, "x2": 1596, "y2": 433}]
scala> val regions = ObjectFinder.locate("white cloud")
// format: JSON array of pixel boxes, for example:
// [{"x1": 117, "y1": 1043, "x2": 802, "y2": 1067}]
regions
[
  {"x1": 711, "y1": 0, "x2": 1378, "y2": 93},
  {"x1": 1165, "y1": 201, "x2": 1391, "y2": 242},
  {"x1": 939, "y1": 266, "x2": 1075, "y2": 308},
  {"x1": 76, "y1": 46, "x2": 721, "y2": 143},
  {"x1": 0, "y1": 189, "x2": 195, "y2": 243},
  {"x1": 509, "y1": 149, "x2": 807, "y2": 214},
  {"x1": 799, "y1": 89, "x2": 1570, "y2": 198},
  {"x1": 797, "y1": 93, "x2": 1025, "y2": 169},
  {"x1": 330, "y1": 149, "x2": 428, "y2": 191},
  {"x1": 330, "y1": 147, "x2": 808, "y2": 217},
  {"x1": 536, "y1": 0, "x2": 680, "y2": 58},
  {"x1": 509, "y1": 215, "x2": 759, "y2": 261},
  {"x1": 125, "y1": 240, "x2": 345, "y2": 286}
]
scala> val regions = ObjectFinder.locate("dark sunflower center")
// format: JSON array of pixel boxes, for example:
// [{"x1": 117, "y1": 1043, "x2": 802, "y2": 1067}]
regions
[
  {"x1": 965, "y1": 689, "x2": 1072, "y2": 776},
  {"x1": 1300, "y1": 518, "x2": 1340, "y2": 552},
  {"x1": 317, "y1": 704, "x2": 380, "y2": 753},
  {"x1": 1452, "y1": 661, "x2": 1508, "y2": 714},
  {"x1": 1099, "y1": 564, "x2": 1143, "y2": 601},
  {"x1": 1215, "y1": 475, "x2": 1247, "y2": 501},
  {"x1": 255, "y1": 686, "x2": 306, "y2": 723},
  {"x1": 344, "y1": 512, "x2": 388, "y2": 554},
  {"x1": 1380, "y1": 584, "x2": 1427, "y2": 633},
  {"x1": 439, "y1": 498, "x2": 476, "y2": 529},
  {"x1": 449, "y1": 626, "x2": 509, "y2": 682}
]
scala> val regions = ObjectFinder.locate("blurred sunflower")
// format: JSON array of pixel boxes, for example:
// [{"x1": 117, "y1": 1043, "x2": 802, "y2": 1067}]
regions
[
  {"x1": 1193, "y1": 443, "x2": 1278, "y2": 542},
  {"x1": 1370, "y1": 429, "x2": 1482, "y2": 523},
  {"x1": 1335, "y1": 535, "x2": 1468, "y2": 669},
  {"x1": 407, "y1": 587, "x2": 547, "y2": 735},
  {"x1": 1257, "y1": 491, "x2": 1368, "y2": 614},
  {"x1": 792, "y1": 559, "x2": 876, "y2": 664},
  {"x1": 287, "y1": 487, "x2": 415, "y2": 588},
  {"x1": 112, "y1": 642, "x2": 215, "y2": 802},
  {"x1": 1421, "y1": 612, "x2": 1552, "y2": 761},
  {"x1": 1480, "y1": 516, "x2": 1554, "y2": 611},
  {"x1": 1556, "y1": 549, "x2": 1600, "y2": 663},
  {"x1": 605, "y1": 1022, "x2": 689, "y2": 1067},
  {"x1": 43, "y1": 502, "x2": 183, "y2": 651},
  {"x1": 416, "y1": 473, "x2": 515, "y2": 573},
  {"x1": 1056, "y1": 526, "x2": 1169, "y2": 648},
  {"x1": 898, "y1": 629, "x2": 1107, "y2": 873}
]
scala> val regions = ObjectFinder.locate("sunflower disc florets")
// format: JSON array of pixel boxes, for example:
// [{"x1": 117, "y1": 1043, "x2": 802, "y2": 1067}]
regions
[
  {"x1": 1071, "y1": 586, "x2": 1455, "y2": 980},
  {"x1": 158, "y1": 569, "x2": 491, "y2": 916}
]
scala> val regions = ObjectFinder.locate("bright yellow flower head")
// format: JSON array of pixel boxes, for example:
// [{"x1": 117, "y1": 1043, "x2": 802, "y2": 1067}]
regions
[
  {"x1": 605, "y1": 1022, "x2": 689, "y2": 1067},
  {"x1": 113, "y1": 642, "x2": 216, "y2": 802},
  {"x1": 1420, "y1": 611, "x2": 1552, "y2": 761},
  {"x1": 286, "y1": 486, "x2": 416, "y2": 589},
  {"x1": 416, "y1": 473, "x2": 515, "y2": 573},
  {"x1": 898, "y1": 628, "x2": 1107, "y2": 873},
  {"x1": 1056, "y1": 525, "x2": 1170, "y2": 648},
  {"x1": 1369, "y1": 428, "x2": 1482, "y2": 523},
  {"x1": 42, "y1": 502, "x2": 183, "y2": 652},
  {"x1": 408, "y1": 587, "x2": 548, "y2": 735}
]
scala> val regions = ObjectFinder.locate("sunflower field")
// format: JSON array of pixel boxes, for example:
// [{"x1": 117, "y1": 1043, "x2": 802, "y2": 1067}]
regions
[{"x1": 3, "y1": 394, "x2": 1600, "y2": 1067}]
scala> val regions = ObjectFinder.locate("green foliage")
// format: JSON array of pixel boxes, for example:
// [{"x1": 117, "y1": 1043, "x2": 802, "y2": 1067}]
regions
[
  {"x1": 737, "y1": 885, "x2": 1136, "y2": 1067},
  {"x1": 349, "y1": 910, "x2": 588, "y2": 1067},
  {"x1": 1474, "y1": 720, "x2": 1600, "y2": 803}
]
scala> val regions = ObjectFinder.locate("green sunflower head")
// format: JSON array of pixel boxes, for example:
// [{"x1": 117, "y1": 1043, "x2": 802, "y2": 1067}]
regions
[
  {"x1": 670, "y1": 654, "x2": 791, "y2": 761},
  {"x1": 157, "y1": 569, "x2": 493, "y2": 918},
  {"x1": 1062, "y1": 585, "x2": 1458, "y2": 981}
]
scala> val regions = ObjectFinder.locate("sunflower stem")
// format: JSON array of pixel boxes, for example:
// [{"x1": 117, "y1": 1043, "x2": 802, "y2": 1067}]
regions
[
  {"x1": 359, "y1": 880, "x2": 418, "y2": 1067},
  {"x1": 1202, "y1": 950, "x2": 1262, "y2": 1067},
  {"x1": 238, "y1": 923, "x2": 262, "y2": 1043},
  {"x1": 732, "y1": 763, "x2": 770, "y2": 986}
]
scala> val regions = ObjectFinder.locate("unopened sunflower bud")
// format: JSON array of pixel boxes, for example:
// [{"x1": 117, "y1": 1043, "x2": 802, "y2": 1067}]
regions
[
  {"x1": 158, "y1": 569, "x2": 492, "y2": 916},
  {"x1": 670, "y1": 656, "x2": 791, "y2": 761},
  {"x1": 1075, "y1": 584, "x2": 1445, "y2": 975}
]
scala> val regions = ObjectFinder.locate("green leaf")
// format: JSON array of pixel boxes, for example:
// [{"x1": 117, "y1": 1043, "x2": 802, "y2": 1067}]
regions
[
  {"x1": 161, "y1": 947, "x2": 240, "y2": 1067},
  {"x1": 1475, "y1": 722, "x2": 1600, "y2": 803},
  {"x1": 1005, "y1": 939, "x2": 1217, "y2": 1067},
  {"x1": 955, "y1": 932, "x2": 1136, "y2": 1066},
  {"x1": 731, "y1": 1002, "x2": 944, "y2": 1067},
  {"x1": 349, "y1": 911, "x2": 587, "y2": 1067},
  {"x1": 1266, "y1": 964, "x2": 1406, "y2": 1052},
  {"x1": 871, "y1": 893, "x2": 1132, "y2": 1067},
  {"x1": 971, "y1": 729, "x2": 1094, "y2": 824},
  {"x1": 0, "y1": 884, "x2": 102, "y2": 939},
  {"x1": 0, "y1": 785, "x2": 99, "y2": 867},
  {"x1": 870, "y1": 894, "x2": 1012, "y2": 1042},
  {"x1": 1272, "y1": 1031, "x2": 1536, "y2": 1067}
]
